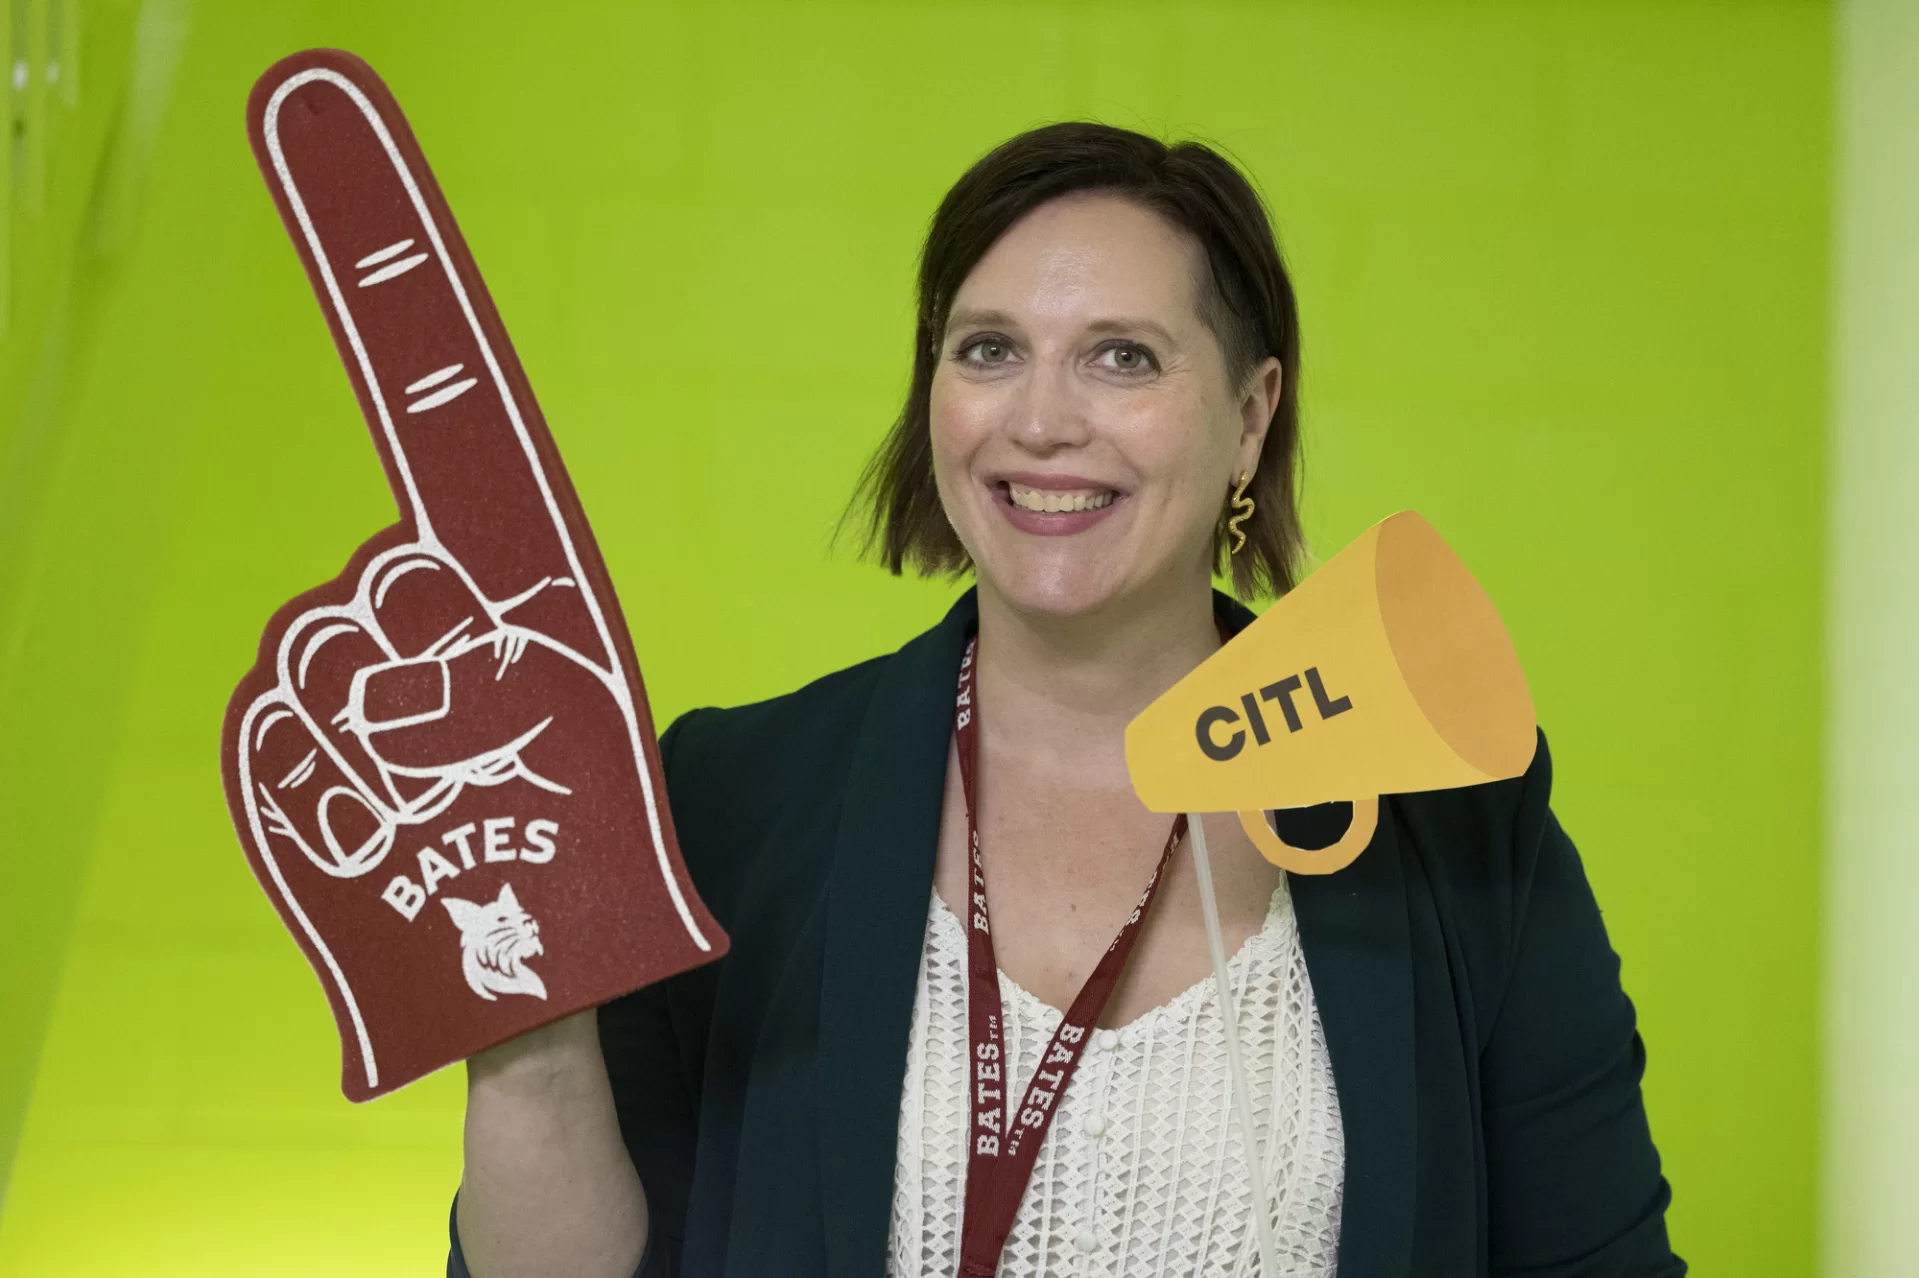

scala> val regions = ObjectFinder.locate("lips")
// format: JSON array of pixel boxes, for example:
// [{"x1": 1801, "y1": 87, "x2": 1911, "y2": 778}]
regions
[{"x1": 990, "y1": 474, "x2": 1126, "y2": 536}]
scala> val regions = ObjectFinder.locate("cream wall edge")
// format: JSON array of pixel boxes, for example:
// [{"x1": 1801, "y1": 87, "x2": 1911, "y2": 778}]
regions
[{"x1": 1823, "y1": 2, "x2": 1919, "y2": 1274}]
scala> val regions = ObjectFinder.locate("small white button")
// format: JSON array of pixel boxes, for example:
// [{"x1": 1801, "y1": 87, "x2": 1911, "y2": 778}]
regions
[
  {"x1": 1074, "y1": 1227, "x2": 1098, "y2": 1253},
  {"x1": 1082, "y1": 1111, "x2": 1107, "y2": 1138},
  {"x1": 1096, "y1": 1028, "x2": 1120, "y2": 1051}
]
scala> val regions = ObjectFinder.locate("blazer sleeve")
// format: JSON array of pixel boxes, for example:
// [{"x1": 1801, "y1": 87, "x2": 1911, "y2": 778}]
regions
[
  {"x1": 448, "y1": 711, "x2": 713, "y2": 1278},
  {"x1": 1479, "y1": 746, "x2": 1686, "y2": 1276}
]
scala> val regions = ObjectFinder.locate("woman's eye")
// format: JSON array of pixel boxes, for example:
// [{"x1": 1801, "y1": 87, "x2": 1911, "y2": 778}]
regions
[
  {"x1": 955, "y1": 337, "x2": 1014, "y2": 367},
  {"x1": 1097, "y1": 343, "x2": 1156, "y2": 373}
]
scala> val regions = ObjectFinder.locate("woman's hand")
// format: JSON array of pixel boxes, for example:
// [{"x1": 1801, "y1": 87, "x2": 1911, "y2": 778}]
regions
[{"x1": 457, "y1": 1009, "x2": 649, "y2": 1278}]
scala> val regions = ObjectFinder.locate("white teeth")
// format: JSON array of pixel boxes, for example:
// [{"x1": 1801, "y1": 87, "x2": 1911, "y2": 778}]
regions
[{"x1": 1007, "y1": 484, "x2": 1116, "y2": 514}]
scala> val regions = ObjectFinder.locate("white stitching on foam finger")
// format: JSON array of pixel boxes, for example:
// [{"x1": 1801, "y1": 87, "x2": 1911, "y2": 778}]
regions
[
  {"x1": 254, "y1": 707, "x2": 294, "y2": 750},
  {"x1": 358, "y1": 251, "x2": 429, "y2": 287},
  {"x1": 279, "y1": 749, "x2": 319, "y2": 789},
  {"x1": 297, "y1": 621, "x2": 363, "y2": 687},
  {"x1": 406, "y1": 377, "x2": 478, "y2": 414},
  {"x1": 277, "y1": 608, "x2": 400, "y2": 815},
  {"x1": 405, "y1": 363, "x2": 464, "y2": 395},
  {"x1": 372, "y1": 555, "x2": 438, "y2": 609},
  {"x1": 355, "y1": 238, "x2": 415, "y2": 269},
  {"x1": 403, "y1": 363, "x2": 479, "y2": 412}
]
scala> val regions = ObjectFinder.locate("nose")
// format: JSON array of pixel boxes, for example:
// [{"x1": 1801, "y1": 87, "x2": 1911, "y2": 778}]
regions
[{"x1": 1009, "y1": 357, "x2": 1094, "y2": 453}]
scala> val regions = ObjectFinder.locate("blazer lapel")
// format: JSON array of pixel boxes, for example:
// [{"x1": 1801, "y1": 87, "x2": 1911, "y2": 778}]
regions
[
  {"x1": 817, "y1": 590, "x2": 976, "y2": 1278},
  {"x1": 1289, "y1": 806, "x2": 1417, "y2": 1278}
]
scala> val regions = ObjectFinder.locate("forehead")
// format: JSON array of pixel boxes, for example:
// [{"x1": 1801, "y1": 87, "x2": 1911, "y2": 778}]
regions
[{"x1": 952, "y1": 192, "x2": 1208, "y2": 329}]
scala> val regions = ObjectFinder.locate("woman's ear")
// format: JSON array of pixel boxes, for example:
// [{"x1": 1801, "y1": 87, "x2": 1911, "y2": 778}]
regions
[{"x1": 1236, "y1": 356, "x2": 1284, "y2": 473}]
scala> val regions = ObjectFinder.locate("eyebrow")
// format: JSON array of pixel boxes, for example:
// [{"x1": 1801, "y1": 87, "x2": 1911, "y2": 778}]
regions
[
  {"x1": 944, "y1": 307, "x2": 1017, "y2": 336},
  {"x1": 943, "y1": 308, "x2": 1181, "y2": 348},
  {"x1": 1084, "y1": 316, "x2": 1179, "y2": 347}
]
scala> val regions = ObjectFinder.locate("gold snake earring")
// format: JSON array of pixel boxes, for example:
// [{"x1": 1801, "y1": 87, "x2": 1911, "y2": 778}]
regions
[{"x1": 1225, "y1": 470, "x2": 1256, "y2": 556}]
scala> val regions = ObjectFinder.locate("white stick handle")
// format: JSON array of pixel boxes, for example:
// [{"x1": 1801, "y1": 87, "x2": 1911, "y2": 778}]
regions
[{"x1": 1188, "y1": 813, "x2": 1280, "y2": 1278}]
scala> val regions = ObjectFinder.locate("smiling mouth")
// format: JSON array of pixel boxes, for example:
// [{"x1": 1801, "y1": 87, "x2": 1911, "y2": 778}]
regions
[{"x1": 1003, "y1": 483, "x2": 1118, "y2": 514}]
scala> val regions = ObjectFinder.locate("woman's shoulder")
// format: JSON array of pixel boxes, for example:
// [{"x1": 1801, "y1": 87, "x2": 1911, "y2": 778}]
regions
[
  {"x1": 650, "y1": 643, "x2": 915, "y2": 915},
  {"x1": 1374, "y1": 729, "x2": 1610, "y2": 1035},
  {"x1": 1280, "y1": 732, "x2": 1569, "y2": 1010},
  {"x1": 1275, "y1": 727, "x2": 1559, "y2": 894},
  {"x1": 1385, "y1": 727, "x2": 1558, "y2": 872},
  {"x1": 659, "y1": 593, "x2": 973, "y2": 809},
  {"x1": 1385, "y1": 728, "x2": 1566, "y2": 911},
  {"x1": 653, "y1": 594, "x2": 974, "y2": 917},
  {"x1": 661, "y1": 650, "x2": 895, "y2": 815}
]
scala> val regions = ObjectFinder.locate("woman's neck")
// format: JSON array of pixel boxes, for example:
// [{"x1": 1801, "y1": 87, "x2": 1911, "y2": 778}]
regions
[{"x1": 972, "y1": 576, "x2": 1222, "y2": 782}]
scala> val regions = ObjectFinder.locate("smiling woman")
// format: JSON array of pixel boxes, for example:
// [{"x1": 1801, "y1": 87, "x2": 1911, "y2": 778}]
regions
[
  {"x1": 449, "y1": 124, "x2": 1684, "y2": 1278},
  {"x1": 852, "y1": 125, "x2": 1304, "y2": 607}
]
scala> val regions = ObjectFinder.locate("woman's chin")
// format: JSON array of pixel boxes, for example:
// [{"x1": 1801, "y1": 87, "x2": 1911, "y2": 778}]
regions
[
  {"x1": 968, "y1": 518, "x2": 1210, "y2": 624},
  {"x1": 976, "y1": 555, "x2": 1142, "y2": 622}
]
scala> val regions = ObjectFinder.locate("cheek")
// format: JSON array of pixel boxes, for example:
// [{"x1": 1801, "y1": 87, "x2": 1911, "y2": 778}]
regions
[
  {"x1": 1112, "y1": 394, "x2": 1233, "y2": 512},
  {"x1": 927, "y1": 375, "x2": 987, "y2": 535},
  {"x1": 929, "y1": 372, "x2": 994, "y2": 461},
  {"x1": 928, "y1": 374, "x2": 1008, "y2": 515}
]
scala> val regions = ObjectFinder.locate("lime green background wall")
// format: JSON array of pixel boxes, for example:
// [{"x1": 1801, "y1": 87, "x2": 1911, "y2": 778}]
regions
[{"x1": 0, "y1": 1, "x2": 1829, "y2": 1273}]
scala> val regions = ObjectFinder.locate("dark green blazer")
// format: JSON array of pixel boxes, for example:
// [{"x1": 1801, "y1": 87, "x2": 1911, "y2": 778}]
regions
[{"x1": 451, "y1": 590, "x2": 1682, "y2": 1277}]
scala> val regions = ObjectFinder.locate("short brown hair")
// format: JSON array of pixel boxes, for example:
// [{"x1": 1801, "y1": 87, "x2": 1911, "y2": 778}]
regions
[{"x1": 848, "y1": 121, "x2": 1305, "y2": 599}]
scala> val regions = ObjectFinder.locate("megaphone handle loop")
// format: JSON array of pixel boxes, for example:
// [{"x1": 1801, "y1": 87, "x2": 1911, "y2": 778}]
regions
[
  {"x1": 1237, "y1": 798, "x2": 1380, "y2": 875},
  {"x1": 1188, "y1": 814, "x2": 1282, "y2": 1278}
]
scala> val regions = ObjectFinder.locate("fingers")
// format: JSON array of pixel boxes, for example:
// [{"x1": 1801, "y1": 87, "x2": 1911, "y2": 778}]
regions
[
  {"x1": 357, "y1": 550, "x2": 579, "y2": 789},
  {"x1": 280, "y1": 608, "x2": 407, "y2": 807},
  {"x1": 353, "y1": 633, "x2": 585, "y2": 782},
  {"x1": 364, "y1": 549, "x2": 491, "y2": 659},
  {"x1": 262, "y1": 545, "x2": 580, "y2": 827},
  {"x1": 241, "y1": 692, "x2": 397, "y2": 880},
  {"x1": 246, "y1": 51, "x2": 585, "y2": 622}
]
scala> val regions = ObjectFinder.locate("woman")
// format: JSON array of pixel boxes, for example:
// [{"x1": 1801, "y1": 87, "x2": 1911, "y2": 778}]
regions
[{"x1": 450, "y1": 124, "x2": 1683, "y2": 1278}]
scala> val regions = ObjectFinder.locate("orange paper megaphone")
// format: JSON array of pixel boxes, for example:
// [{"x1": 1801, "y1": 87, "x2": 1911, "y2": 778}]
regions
[{"x1": 1126, "y1": 511, "x2": 1536, "y2": 875}]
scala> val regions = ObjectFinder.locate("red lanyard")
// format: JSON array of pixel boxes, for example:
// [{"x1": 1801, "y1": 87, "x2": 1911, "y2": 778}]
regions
[{"x1": 951, "y1": 636, "x2": 1186, "y2": 1278}]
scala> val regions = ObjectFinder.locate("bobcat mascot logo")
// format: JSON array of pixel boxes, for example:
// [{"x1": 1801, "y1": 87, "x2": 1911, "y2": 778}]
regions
[{"x1": 441, "y1": 883, "x2": 548, "y2": 1001}]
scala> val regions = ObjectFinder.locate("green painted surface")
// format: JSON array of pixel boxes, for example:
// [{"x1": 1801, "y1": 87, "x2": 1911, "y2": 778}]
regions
[
  {"x1": 0, "y1": 0, "x2": 162, "y2": 1223},
  {"x1": 0, "y1": 2, "x2": 1828, "y2": 1272}
]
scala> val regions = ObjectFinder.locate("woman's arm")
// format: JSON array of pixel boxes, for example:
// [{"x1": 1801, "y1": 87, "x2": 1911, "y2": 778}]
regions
[
  {"x1": 450, "y1": 710, "x2": 715, "y2": 1278},
  {"x1": 1480, "y1": 760, "x2": 1685, "y2": 1276},
  {"x1": 453, "y1": 1010, "x2": 649, "y2": 1278}
]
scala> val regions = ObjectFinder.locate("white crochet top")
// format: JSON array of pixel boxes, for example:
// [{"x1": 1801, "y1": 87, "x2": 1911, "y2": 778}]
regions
[{"x1": 885, "y1": 878, "x2": 1345, "y2": 1277}]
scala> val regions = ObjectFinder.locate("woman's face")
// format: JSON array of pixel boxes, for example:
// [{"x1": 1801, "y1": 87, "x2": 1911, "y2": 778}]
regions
[{"x1": 930, "y1": 192, "x2": 1280, "y2": 622}]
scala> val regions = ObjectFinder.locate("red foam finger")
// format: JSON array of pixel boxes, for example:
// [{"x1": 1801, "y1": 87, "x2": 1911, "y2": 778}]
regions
[
  {"x1": 246, "y1": 51, "x2": 598, "y2": 662},
  {"x1": 223, "y1": 50, "x2": 727, "y2": 1102}
]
